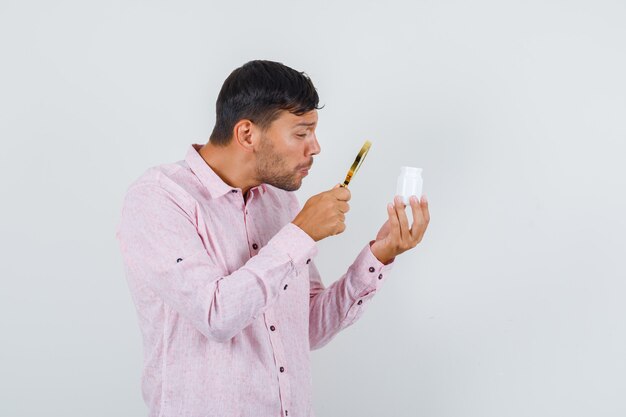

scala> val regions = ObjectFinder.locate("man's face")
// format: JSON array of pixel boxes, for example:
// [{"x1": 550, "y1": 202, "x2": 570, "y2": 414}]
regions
[{"x1": 255, "y1": 109, "x2": 320, "y2": 191}]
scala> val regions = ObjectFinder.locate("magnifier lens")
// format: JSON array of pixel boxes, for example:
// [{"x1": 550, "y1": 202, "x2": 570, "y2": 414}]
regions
[
  {"x1": 354, "y1": 155, "x2": 365, "y2": 173},
  {"x1": 341, "y1": 140, "x2": 371, "y2": 188}
]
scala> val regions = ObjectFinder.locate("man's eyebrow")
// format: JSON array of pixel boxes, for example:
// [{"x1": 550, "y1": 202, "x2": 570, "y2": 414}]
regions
[{"x1": 293, "y1": 122, "x2": 317, "y2": 127}]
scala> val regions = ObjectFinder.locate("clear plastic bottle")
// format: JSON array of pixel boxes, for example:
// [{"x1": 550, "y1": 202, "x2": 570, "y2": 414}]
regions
[{"x1": 396, "y1": 166, "x2": 423, "y2": 205}]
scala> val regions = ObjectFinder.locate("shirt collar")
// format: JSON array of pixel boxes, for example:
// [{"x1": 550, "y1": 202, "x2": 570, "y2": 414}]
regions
[{"x1": 185, "y1": 144, "x2": 267, "y2": 199}]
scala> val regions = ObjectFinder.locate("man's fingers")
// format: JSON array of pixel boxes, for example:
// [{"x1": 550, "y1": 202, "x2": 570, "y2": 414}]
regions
[
  {"x1": 409, "y1": 196, "x2": 426, "y2": 241},
  {"x1": 394, "y1": 196, "x2": 410, "y2": 242},
  {"x1": 387, "y1": 202, "x2": 400, "y2": 241},
  {"x1": 333, "y1": 187, "x2": 351, "y2": 201},
  {"x1": 421, "y1": 195, "x2": 430, "y2": 224}
]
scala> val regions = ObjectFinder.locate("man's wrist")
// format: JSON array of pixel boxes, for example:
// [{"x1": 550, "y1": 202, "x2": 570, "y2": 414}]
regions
[
  {"x1": 291, "y1": 221, "x2": 315, "y2": 241},
  {"x1": 369, "y1": 241, "x2": 395, "y2": 265}
]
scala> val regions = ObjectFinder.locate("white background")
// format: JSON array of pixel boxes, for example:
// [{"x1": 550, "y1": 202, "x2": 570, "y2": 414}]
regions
[{"x1": 1, "y1": 0, "x2": 625, "y2": 416}]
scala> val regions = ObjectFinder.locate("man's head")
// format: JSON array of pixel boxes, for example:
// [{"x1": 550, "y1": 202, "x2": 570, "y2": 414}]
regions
[{"x1": 209, "y1": 60, "x2": 322, "y2": 191}]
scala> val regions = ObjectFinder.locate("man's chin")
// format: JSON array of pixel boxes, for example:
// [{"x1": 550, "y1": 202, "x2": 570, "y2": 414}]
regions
[
  {"x1": 285, "y1": 178, "x2": 304, "y2": 192},
  {"x1": 266, "y1": 178, "x2": 302, "y2": 192},
  {"x1": 283, "y1": 182, "x2": 302, "y2": 192}
]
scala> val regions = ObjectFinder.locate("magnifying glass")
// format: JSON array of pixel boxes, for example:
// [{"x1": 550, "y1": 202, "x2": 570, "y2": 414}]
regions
[{"x1": 340, "y1": 140, "x2": 372, "y2": 188}]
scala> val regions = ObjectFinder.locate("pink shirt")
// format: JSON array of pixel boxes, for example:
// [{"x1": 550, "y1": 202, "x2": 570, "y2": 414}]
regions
[{"x1": 116, "y1": 144, "x2": 394, "y2": 417}]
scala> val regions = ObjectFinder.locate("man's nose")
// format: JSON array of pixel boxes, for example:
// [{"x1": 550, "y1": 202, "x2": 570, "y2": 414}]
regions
[{"x1": 307, "y1": 135, "x2": 321, "y2": 156}]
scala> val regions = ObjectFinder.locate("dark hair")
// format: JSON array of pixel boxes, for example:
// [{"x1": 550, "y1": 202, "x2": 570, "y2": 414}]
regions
[{"x1": 209, "y1": 60, "x2": 323, "y2": 145}]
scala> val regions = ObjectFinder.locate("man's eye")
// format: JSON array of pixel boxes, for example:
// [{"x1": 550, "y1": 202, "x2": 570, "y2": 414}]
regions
[{"x1": 296, "y1": 133, "x2": 307, "y2": 138}]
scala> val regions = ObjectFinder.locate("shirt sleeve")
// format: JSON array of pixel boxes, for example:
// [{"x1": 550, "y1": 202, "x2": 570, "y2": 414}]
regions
[
  {"x1": 307, "y1": 241, "x2": 395, "y2": 350},
  {"x1": 285, "y1": 192, "x2": 396, "y2": 350},
  {"x1": 116, "y1": 183, "x2": 317, "y2": 343}
]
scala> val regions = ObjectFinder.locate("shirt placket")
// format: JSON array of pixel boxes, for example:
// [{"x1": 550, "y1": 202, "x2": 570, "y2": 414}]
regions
[
  {"x1": 264, "y1": 310, "x2": 292, "y2": 416},
  {"x1": 242, "y1": 188, "x2": 292, "y2": 416}
]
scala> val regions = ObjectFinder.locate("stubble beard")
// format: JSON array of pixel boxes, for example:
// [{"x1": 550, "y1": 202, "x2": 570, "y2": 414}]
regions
[{"x1": 255, "y1": 134, "x2": 302, "y2": 192}]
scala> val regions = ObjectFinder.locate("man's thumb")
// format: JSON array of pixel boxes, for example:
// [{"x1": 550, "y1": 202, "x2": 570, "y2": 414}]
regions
[{"x1": 332, "y1": 183, "x2": 342, "y2": 190}]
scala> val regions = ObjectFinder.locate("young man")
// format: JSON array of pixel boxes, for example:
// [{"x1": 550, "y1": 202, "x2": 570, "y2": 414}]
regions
[{"x1": 116, "y1": 60, "x2": 430, "y2": 417}]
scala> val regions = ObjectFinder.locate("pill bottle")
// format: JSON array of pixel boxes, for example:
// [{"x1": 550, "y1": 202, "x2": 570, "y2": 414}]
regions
[{"x1": 396, "y1": 167, "x2": 423, "y2": 205}]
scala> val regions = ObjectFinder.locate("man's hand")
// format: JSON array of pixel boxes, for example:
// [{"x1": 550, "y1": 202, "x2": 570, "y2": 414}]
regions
[
  {"x1": 370, "y1": 195, "x2": 430, "y2": 264},
  {"x1": 292, "y1": 184, "x2": 351, "y2": 242}
]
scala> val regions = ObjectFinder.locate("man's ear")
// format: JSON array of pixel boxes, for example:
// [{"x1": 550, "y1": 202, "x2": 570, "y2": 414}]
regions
[{"x1": 233, "y1": 119, "x2": 255, "y2": 152}]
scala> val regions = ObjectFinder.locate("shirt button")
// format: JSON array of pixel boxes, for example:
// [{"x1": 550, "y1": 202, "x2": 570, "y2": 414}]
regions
[
  {"x1": 369, "y1": 267, "x2": 375, "y2": 273},
  {"x1": 231, "y1": 189, "x2": 237, "y2": 193},
  {"x1": 306, "y1": 258, "x2": 311, "y2": 264},
  {"x1": 176, "y1": 258, "x2": 183, "y2": 263},
  {"x1": 378, "y1": 274, "x2": 383, "y2": 280},
  {"x1": 270, "y1": 325, "x2": 276, "y2": 331},
  {"x1": 252, "y1": 243, "x2": 258, "y2": 250},
  {"x1": 357, "y1": 300, "x2": 363, "y2": 305},
  {"x1": 283, "y1": 284, "x2": 288, "y2": 290},
  {"x1": 280, "y1": 366, "x2": 285, "y2": 373},
  {"x1": 285, "y1": 411, "x2": 288, "y2": 416}
]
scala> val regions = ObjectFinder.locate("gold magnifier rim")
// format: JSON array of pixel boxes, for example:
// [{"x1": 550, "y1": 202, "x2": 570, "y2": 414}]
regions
[{"x1": 341, "y1": 140, "x2": 372, "y2": 188}]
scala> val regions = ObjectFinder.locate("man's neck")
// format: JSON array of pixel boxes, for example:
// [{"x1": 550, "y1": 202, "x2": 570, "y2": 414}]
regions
[{"x1": 198, "y1": 141, "x2": 259, "y2": 197}]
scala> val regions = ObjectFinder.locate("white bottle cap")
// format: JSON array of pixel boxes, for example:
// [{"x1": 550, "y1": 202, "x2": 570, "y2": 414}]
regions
[{"x1": 400, "y1": 166, "x2": 422, "y2": 176}]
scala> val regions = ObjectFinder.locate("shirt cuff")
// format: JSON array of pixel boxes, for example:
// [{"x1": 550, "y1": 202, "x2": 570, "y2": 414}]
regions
[
  {"x1": 268, "y1": 222, "x2": 318, "y2": 267},
  {"x1": 348, "y1": 240, "x2": 395, "y2": 296}
]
